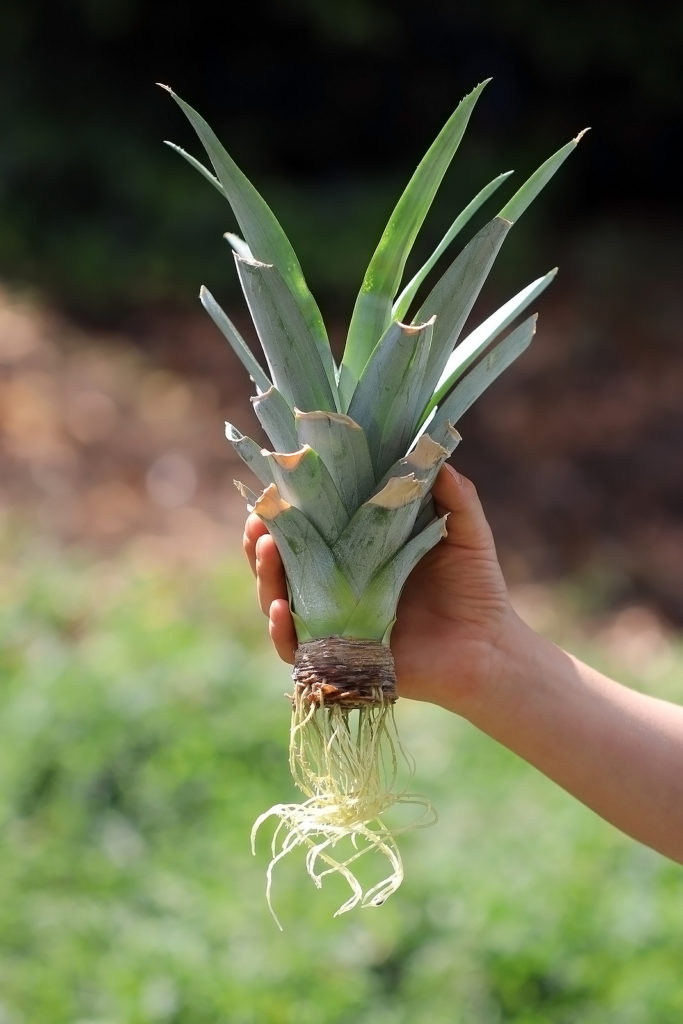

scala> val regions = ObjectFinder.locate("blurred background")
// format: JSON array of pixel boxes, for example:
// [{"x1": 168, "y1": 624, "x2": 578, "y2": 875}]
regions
[{"x1": 1, "y1": 1, "x2": 683, "y2": 1021}]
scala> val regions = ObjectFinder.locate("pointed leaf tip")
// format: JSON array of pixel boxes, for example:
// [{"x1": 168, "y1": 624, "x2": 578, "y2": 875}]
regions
[
  {"x1": 341, "y1": 78, "x2": 492, "y2": 398},
  {"x1": 498, "y1": 131, "x2": 586, "y2": 224},
  {"x1": 165, "y1": 87, "x2": 335, "y2": 391}
]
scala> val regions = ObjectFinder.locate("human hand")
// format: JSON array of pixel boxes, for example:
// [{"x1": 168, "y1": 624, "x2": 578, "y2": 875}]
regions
[{"x1": 243, "y1": 465, "x2": 517, "y2": 713}]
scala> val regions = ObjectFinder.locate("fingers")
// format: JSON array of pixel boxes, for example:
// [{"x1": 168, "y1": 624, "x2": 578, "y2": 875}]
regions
[
  {"x1": 269, "y1": 598, "x2": 297, "y2": 664},
  {"x1": 432, "y1": 464, "x2": 496, "y2": 553},
  {"x1": 243, "y1": 513, "x2": 287, "y2": 614},
  {"x1": 256, "y1": 536, "x2": 288, "y2": 618},
  {"x1": 243, "y1": 512, "x2": 269, "y2": 577},
  {"x1": 243, "y1": 513, "x2": 296, "y2": 664}
]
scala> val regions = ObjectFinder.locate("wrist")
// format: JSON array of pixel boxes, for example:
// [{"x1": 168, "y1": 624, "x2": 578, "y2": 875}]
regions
[{"x1": 449, "y1": 605, "x2": 535, "y2": 725}]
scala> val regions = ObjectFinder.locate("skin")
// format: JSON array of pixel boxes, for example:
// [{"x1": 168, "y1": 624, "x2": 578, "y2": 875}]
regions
[{"x1": 244, "y1": 464, "x2": 683, "y2": 865}]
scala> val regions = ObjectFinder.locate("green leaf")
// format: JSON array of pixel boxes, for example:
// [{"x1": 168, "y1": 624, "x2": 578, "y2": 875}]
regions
[
  {"x1": 251, "y1": 386, "x2": 298, "y2": 452},
  {"x1": 375, "y1": 317, "x2": 435, "y2": 476},
  {"x1": 424, "y1": 268, "x2": 557, "y2": 419},
  {"x1": 264, "y1": 446, "x2": 349, "y2": 546},
  {"x1": 226, "y1": 423, "x2": 273, "y2": 487},
  {"x1": 252, "y1": 485, "x2": 357, "y2": 641},
  {"x1": 200, "y1": 286, "x2": 271, "y2": 393},
  {"x1": 424, "y1": 420, "x2": 464, "y2": 452},
  {"x1": 224, "y1": 232, "x2": 254, "y2": 259},
  {"x1": 378, "y1": 428, "x2": 460, "y2": 494},
  {"x1": 235, "y1": 255, "x2": 338, "y2": 413},
  {"x1": 163, "y1": 141, "x2": 225, "y2": 196},
  {"x1": 339, "y1": 79, "x2": 490, "y2": 406},
  {"x1": 333, "y1": 476, "x2": 425, "y2": 596},
  {"x1": 412, "y1": 216, "x2": 512, "y2": 419},
  {"x1": 235, "y1": 479, "x2": 261, "y2": 509},
  {"x1": 162, "y1": 85, "x2": 337, "y2": 396},
  {"x1": 392, "y1": 170, "x2": 514, "y2": 322},
  {"x1": 426, "y1": 314, "x2": 537, "y2": 437},
  {"x1": 346, "y1": 318, "x2": 434, "y2": 474},
  {"x1": 295, "y1": 410, "x2": 376, "y2": 514},
  {"x1": 499, "y1": 129, "x2": 589, "y2": 224},
  {"x1": 390, "y1": 427, "x2": 461, "y2": 538},
  {"x1": 341, "y1": 515, "x2": 448, "y2": 641}
]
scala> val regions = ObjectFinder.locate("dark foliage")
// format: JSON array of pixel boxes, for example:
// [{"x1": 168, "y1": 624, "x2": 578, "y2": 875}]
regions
[{"x1": 1, "y1": 0, "x2": 680, "y2": 316}]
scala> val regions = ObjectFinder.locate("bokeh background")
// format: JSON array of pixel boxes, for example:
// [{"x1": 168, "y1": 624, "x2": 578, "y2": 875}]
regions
[{"x1": 2, "y1": 2, "x2": 683, "y2": 1021}]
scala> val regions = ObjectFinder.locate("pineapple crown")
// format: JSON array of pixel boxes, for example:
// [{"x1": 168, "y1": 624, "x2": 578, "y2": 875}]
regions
[{"x1": 163, "y1": 80, "x2": 586, "y2": 642}]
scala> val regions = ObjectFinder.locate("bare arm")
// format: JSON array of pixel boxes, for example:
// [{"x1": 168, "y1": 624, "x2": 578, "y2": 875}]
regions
[
  {"x1": 464, "y1": 613, "x2": 683, "y2": 863},
  {"x1": 244, "y1": 465, "x2": 683, "y2": 864}
]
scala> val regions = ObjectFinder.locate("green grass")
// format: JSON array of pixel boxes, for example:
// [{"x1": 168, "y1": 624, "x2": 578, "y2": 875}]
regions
[{"x1": 2, "y1": 526, "x2": 683, "y2": 1023}]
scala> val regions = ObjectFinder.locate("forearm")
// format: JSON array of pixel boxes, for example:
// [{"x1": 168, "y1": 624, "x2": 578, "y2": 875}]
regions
[{"x1": 455, "y1": 612, "x2": 683, "y2": 863}]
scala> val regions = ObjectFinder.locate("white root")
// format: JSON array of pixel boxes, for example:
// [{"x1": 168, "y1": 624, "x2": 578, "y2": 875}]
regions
[{"x1": 251, "y1": 688, "x2": 435, "y2": 929}]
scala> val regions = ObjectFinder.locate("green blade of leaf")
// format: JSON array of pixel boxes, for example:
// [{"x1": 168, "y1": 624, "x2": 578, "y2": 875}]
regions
[
  {"x1": 424, "y1": 268, "x2": 557, "y2": 419},
  {"x1": 235, "y1": 480, "x2": 260, "y2": 507},
  {"x1": 235, "y1": 254, "x2": 338, "y2": 413},
  {"x1": 407, "y1": 427, "x2": 462, "y2": 534},
  {"x1": 346, "y1": 318, "x2": 434, "y2": 474},
  {"x1": 411, "y1": 215, "x2": 512, "y2": 420},
  {"x1": 251, "y1": 485, "x2": 357, "y2": 642},
  {"x1": 339, "y1": 79, "x2": 490, "y2": 406},
  {"x1": 426, "y1": 314, "x2": 537, "y2": 438},
  {"x1": 341, "y1": 515, "x2": 448, "y2": 642},
  {"x1": 264, "y1": 446, "x2": 350, "y2": 546},
  {"x1": 251, "y1": 386, "x2": 298, "y2": 452},
  {"x1": 377, "y1": 428, "x2": 460, "y2": 494},
  {"x1": 392, "y1": 170, "x2": 514, "y2": 322},
  {"x1": 200, "y1": 286, "x2": 271, "y2": 393},
  {"x1": 375, "y1": 317, "x2": 435, "y2": 476},
  {"x1": 164, "y1": 141, "x2": 225, "y2": 196},
  {"x1": 224, "y1": 232, "x2": 254, "y2": 260},
  {"x1": 333, "y1": 475, "x2": 425, "y2": 596},
  {"x1": 226, "y1": 423, "x2": 274, "y2": 487},
  {"x1": 295, "y1": 410, "x2": 376, "y2": 515},
  {"x1": 161, "y1": 85, "x2": 338, "y2": 396},
  {"x1": 499, "y1": 129, "x2": 589, "y2": 223}
]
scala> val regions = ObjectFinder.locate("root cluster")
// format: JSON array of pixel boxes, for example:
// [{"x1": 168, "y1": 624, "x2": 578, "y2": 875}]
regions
[{"x1": 252, "y1": 678, "x2": 434, "y2": 929}]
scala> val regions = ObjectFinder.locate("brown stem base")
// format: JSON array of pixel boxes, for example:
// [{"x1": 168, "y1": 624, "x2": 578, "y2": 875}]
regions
[{"x1": 291, "y1": 637, "x2": 397, "y2": 709}]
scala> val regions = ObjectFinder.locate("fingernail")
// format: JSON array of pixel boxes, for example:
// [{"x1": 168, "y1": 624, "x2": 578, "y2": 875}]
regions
[{"x1": 446, "y1": 463, "x2": 462, "y2": 486}]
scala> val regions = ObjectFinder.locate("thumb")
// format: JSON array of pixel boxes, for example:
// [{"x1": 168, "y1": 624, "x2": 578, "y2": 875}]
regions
[{"x1": 432, "y1": 465, "x2": 497, "y2": 554}]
